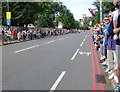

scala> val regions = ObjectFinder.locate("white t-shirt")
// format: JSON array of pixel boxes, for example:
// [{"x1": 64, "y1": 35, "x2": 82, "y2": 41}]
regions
[
  {"x1": 113, "y1": 9, "x2": 120, "y2": 21},
  {"x1": 113, "y1": 9, "x2": 120, "y2": 40},
  {"x1": 7, "y1": 31, "x2": 11, "y2": 36}
]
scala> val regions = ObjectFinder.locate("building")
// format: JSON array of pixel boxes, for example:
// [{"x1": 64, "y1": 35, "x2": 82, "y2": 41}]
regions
[{"x1": 79, "y1": 14, "x2": 91, "y2": 26}]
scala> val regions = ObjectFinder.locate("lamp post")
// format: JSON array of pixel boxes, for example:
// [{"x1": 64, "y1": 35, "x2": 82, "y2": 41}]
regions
[
  {"x1": 7, "y1": 0, "x2": 9, "y2": 12},
  {"x1": 6, "y1": 0, "x2": 11, "y2": 27},
  {"x1": 100, "y1": 0, "x2": 102, "y2": 22}
]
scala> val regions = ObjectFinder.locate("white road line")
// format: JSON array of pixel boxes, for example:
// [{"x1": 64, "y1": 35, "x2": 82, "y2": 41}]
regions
[
  {"x1": 83, "y1": 39, "x2": 86, "y2": 42},
  {"x1": 50, "y1": 71, "x2": 66, "y2": 92},
  {"x1": 71, "y1": 49, "x2": 80, "y2": 60},
  {"x1": 80, "y1": 42, "x2": 84, "y2": 47},
  {"x1": 14, "y1": 45, "x2": 39, "y2": 53},
  {"x1": 59, "y1": 38, "x2": 65, "y2": 40},
  {"x1": 83, "y1": 35, "x2": 87, "y2": 42},
  {"x1": 48, "y1": 40, "x2": 56, "y2": 43},
  {"x1": 80, "y1": 35, "x2": 87, "y2": 46},
  {"x1": 45, "y1": 40, "x2": 56, "y2": 44}
]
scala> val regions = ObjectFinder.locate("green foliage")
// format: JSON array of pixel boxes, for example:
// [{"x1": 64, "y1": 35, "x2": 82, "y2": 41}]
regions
[
  {"x1": 80, "y1": 25, "x2": 88, "y2": 30},
  {"x1": 2, "y1": 2, "x2": 80, "y2": 29},
  {"x1": 91, "y1": 0, "x2": 114, "y2": 25}
]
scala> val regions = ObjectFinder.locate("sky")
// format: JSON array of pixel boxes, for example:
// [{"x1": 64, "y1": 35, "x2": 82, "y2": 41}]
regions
[{"x1": 60, "y1": 0, "x2": 96, "y2": 21}]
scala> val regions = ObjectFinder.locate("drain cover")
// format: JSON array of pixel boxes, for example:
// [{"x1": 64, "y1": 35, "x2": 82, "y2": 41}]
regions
[{"x1": 96, "y1": 74, "x2": 106, "y2": 83}]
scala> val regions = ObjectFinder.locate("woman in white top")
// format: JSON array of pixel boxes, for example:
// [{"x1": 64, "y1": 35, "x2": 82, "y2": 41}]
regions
[{"x1": 17, "y1": 32, "x2": 21, "y2": 42}]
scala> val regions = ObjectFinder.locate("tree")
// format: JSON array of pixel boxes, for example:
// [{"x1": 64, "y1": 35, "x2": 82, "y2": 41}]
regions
[
  {"x1": 2, "y1": 2, "x2": 80, "y2": 29},
  {"x1": 91, "y1": 0, "x2": 114, "y2": 25}
]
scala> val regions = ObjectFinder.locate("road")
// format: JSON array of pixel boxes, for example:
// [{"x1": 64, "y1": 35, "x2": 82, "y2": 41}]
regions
[{"x1": 2, "y1": 31, "x2": 113, "y2": 91}]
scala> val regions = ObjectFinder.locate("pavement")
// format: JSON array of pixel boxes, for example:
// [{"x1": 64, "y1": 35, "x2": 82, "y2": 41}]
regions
[{"x1": 2, "y1": 31, "x2": 114, "y2": 91}]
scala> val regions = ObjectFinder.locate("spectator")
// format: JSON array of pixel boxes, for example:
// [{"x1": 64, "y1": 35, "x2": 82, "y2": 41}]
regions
[
  {"x1": 103, "y1": 14, "x2": 117, "y2": 82},
  {"x1": 11, "y1": 28, "x2": 16, "y2": 41},
  {"x1": 17, "y1": 31, "x2": 21, "y2": 42},
  {"x1": 113, "y1": 0, "x2": 120, "y2": 85},
  {"x1": 2, "y1": 27, "x2": 5, "y2": 45},
  {"x1": 7, "y1": 28, "x2": 12, "y2": 44},
  {"x1": 100, "y1": 16, "x2": 110, "y2": 63}
]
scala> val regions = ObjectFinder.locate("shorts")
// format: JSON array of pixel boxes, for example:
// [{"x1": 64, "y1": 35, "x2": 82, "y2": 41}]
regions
[
  {"x1": 116, "y1": 45, "x2": 120, "y2": 62},
  {"x1": 107, "y1": 50, "x2": 114, "y2": 70},
  {"x1": 115, "y1": 45, "x2": 120, "y2": 69},
  {"x1": 100, "y1": 44, "x2": 104, "y2": 55},
  {"x1": 7, "y1": 36, "x2": 11, "y2": 40}
]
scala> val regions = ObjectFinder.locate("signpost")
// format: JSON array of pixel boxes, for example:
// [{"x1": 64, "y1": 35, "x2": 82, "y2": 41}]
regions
[{"x1": 6, "y1": 12, "x2": 11, "y2": 26}]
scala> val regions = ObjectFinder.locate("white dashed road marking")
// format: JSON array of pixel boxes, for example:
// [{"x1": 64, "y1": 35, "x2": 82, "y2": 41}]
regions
[
  {"x1": 47, "y1": 40, "x2": 56, "y2": 43},
  {"x1": 14, "y1": 45, "x2": 39, "y2": 53},
  {"x1": 71, "y1": 49, "x2": 80, "y2": 61},
  {"x1": 45, "y1": 40, "x2": 56, "y2": 44},
  {"x1": 80, "y1": 42, "x2": 84, "y2": 47},
  {"x1": 50, "y1": 71, "x2": 66, "y2": 92},
  {"x1": 59, "y1": 38, "x2": 65, "y2": 40}
]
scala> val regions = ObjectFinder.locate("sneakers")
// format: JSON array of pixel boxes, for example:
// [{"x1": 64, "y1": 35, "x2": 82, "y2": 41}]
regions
[
  {"x1": 114, "y1": 85, "x2": 120, "y2": 91},
  {"x1": 108, "y1": 72, "x2": 114, "y2": 80},
  {"x1": 99, "y1": 60, "x2": 103, "y2": 63},
  {"x1": 100, "y1": 56, "x2": 103, "y2": 61},
  {"x1": 108, "y1": 70, "x2": 113, "y2": 75},
  {"x1": 102, "y1": 56, "x2": 106, "y2": 59},
  {"x1": 102, "y1": 62, "x2": 107, "y2": 65},
  {"x1": 114, "y1": 75, "x2": 119, "y2": 84},
  {"x1": 100, "y1": 56, "x2": 106, "y2": 61}
]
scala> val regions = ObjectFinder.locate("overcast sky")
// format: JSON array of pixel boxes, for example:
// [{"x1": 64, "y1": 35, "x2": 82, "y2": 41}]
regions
[{"x1": 60, "y1": 0, "x2": 96, "y2": 21}]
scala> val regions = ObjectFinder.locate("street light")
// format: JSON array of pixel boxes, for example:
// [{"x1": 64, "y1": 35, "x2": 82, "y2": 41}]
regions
[
  {"x1": 6, "y1": 0, "x2": 11, "y2": 27},
  {"x1": 7, "y1": 0, "x2": 9, "y2": 12},
  {"x1": 100, "y1": 0, "x2": 102, "y2": 22}
]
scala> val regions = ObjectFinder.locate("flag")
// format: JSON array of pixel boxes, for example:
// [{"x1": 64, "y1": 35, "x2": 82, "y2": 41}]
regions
[{"x1": 88, "y1": 8, "x2": 95, "y2": 16}]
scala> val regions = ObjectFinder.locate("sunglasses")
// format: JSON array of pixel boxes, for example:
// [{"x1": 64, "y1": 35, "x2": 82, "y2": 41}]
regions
[{"x1": 104, "y1": 19, "x2": 109, "y2": 20}]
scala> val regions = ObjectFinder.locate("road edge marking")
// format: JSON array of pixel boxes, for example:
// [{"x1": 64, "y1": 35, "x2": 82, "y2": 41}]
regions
[
  {"x1": 90, "y1": 36, "x2": 97, "y2": 91},
  {"x1": 94, "y1": 44, "x2": 105, "y2": 91}
]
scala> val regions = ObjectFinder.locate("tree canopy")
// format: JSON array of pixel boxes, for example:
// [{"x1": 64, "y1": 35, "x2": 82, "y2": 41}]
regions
[
  {"x1": 91, "y1": 0, "x2": 114, "y2": 25},
  {"x1": 2, "y1": 2, "x2": 80, "y2": 29}
]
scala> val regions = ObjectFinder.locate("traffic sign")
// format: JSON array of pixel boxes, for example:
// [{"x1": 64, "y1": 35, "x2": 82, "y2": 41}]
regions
[{"x1": 6, "y1": 12, "x2": 11, "y2": 19}]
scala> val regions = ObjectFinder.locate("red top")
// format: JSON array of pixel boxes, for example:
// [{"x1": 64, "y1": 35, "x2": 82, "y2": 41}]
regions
[{"x1": 12, "y1": 30, "x2": 16, "y2": 36}]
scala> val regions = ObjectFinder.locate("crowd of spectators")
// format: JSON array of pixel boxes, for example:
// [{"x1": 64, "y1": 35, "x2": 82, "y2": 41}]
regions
[
  {"x1": 1, "y1": 24, "x2": 78, "y2": 45},
  {"x1": 91, "y1": 0, "x2": 120, "y2": 91}
]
